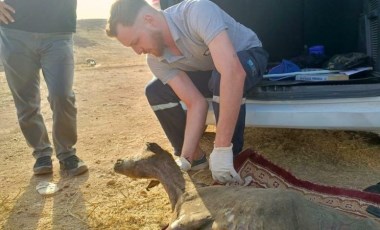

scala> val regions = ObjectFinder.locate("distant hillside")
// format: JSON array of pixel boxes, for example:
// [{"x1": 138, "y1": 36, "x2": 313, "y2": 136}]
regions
[
  {"x1": 74, "y1": 19, "x2": 108, "y2": 48},
  {"x1": 77, "y1": 19, "x2": 107, "y2": 31}
]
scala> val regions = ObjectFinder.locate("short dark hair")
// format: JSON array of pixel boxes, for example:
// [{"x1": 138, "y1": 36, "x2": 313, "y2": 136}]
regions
[{"x1": 106, "y1": 0, "x2": 149, "y2": 37}]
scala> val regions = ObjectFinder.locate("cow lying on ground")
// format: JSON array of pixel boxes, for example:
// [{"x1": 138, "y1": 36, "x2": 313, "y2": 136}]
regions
[{"x1": 114, "y1": 142, "x2": 380, "y2": 230}]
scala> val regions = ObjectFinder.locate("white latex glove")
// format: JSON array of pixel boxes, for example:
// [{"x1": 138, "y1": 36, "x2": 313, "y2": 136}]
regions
[
  {"x1": 209, "y1": 144, "x2": 243, "y2": 184},
  {"x1": 175, "y1": 156, "x2": 191, "y2": 171}
]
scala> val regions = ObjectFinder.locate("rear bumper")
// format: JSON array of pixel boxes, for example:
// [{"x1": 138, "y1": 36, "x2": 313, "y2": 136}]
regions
[{"x1": 206, "y1": 96, "x2": 380, "y2": 131}]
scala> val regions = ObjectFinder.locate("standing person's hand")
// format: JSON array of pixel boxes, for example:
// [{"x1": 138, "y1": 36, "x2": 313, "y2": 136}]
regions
[
  {"x1": 209, "y1": 144, "x2": 243, "y2": 184},
  {"x1": 0, "y1": 1, "x2": 15, "y2": 24}
]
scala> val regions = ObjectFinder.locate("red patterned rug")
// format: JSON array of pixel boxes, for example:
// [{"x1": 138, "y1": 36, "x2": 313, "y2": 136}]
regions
[{"x1": 233, "y1": 148, "x2": 380, "y2": 219}]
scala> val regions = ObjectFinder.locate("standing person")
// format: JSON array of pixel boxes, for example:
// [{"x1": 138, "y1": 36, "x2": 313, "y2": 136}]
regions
[
  {"x1": 0, "y1": 0, "x2": 88, "y2": 176},
  {"x1": 106, "y1": 0, "x2": 268, "y2": 184}
]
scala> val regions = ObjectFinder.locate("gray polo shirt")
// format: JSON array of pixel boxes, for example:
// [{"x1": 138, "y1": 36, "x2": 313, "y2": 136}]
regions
[{"x1": 147, "y1": 0, "x2": 262, "y2": 84}]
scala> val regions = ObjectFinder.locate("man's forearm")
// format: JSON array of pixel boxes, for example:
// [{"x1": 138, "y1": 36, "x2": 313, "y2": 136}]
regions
[
  {"x1": 181, "y1": 99, "x2": 208, "y2": 160},
  {"x1": 214, "y1": 70, "x2": 245, "y2": 148}
]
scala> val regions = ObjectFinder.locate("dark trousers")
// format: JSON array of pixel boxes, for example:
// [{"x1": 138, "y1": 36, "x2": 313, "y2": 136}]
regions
[{"x1": 145, "y1": 47, "x2": 268, "y2": 156}]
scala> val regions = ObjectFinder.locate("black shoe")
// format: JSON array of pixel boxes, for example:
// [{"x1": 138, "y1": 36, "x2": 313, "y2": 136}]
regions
[
  {"x1": 190, "y1": 154, "x2": 209, "y2": 171},
  {"x1": 363, "y1": 182, "x2": 380, "y2": 218},
  {"x1": 59, "y1": 155, "x2": 88, "y2": 177},
  {"x1": 364, "y1": 182, "x2": 380, "y2": 194},
  {"x1": 33, "y1": 156, "x2": 53, "y2": 175}
]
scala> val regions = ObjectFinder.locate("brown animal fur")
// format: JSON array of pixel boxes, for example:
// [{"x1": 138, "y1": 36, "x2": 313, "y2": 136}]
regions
[{"x1": 114, "y1": 143, "x2": 380, "y2": 230}]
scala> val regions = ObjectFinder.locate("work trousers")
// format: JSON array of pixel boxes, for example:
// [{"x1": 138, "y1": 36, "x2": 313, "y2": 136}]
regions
[
  {"x1": 145, "y1": 47, "x2": 268, "y2": 156},
  {"x1": 0, "y1": 27, "x2": 77, "y2": 161}
]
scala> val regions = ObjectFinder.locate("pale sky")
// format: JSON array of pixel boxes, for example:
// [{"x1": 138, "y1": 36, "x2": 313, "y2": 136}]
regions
[{"x1": 77, "y1": 0, "x2": 113, "y2": 19}]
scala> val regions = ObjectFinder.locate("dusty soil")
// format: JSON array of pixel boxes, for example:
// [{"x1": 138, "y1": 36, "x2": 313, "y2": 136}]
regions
[{"x1": 1, "y1": 19, "x2": 380, "y2": 230}]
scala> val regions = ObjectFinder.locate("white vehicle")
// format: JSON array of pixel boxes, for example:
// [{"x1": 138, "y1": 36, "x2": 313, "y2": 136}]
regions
[
  {"x1": 146, "y1": 0, "x2": 161, "y2": 9},
  {"x1": 161, "y1": 0, "x2": 380, "y2": 134}
]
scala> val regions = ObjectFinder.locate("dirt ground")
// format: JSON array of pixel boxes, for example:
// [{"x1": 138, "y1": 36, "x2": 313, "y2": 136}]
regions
[{"x1": 1, "y1": 19, "x2": 380, "y2": 230}]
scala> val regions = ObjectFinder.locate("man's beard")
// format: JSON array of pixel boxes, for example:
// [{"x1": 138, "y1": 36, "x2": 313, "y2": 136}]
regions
[{"x1": 151, "y1": 30, "x2": 165, "y2": 57}]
